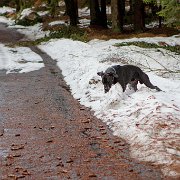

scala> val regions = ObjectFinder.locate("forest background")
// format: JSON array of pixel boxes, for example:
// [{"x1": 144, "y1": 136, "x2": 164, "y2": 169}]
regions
[{"x1": 0, "y1": 0, "x2": 179, "y2": 36}]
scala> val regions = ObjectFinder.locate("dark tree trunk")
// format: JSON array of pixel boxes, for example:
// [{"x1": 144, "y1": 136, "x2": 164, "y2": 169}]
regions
[
  {"x1": 90, "y1": 0, "x2": 107, "y2": 28},
  {"x1": 133, "y1": 0, "x2": 145, "y2": 32},
  {"x1": 74, "y1": 0, "x2": 78, "y2": 20},
  {"x1": 15, "y1": 0, "x2": 20, "y2": 12},
  {"x1": 64, "y1": 0, "x2": 78, "y2": 26},
  {"x1": 47, "y1": 0, "x2": 51, "y2": 5},
  {"x1": 90, "y1": 0, "x2": 101, "y2": 27},
  {"x1": 158, "y1": 5, "x2": 162, "y2": 28},
  {"x1": 100, "y1": 0, "x2": 107, "y2": 28},
  {"x1": 111, "y1": 0, "x2": 124, "y2": 32},
  {"x1": 119, "y1": 0, "x2": 125, "y2": 30}
]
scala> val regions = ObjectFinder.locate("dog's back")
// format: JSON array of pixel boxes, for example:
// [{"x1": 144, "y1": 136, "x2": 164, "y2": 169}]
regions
[{"x1": 113, "y1": 65, "x2": 143, "y2": 83}]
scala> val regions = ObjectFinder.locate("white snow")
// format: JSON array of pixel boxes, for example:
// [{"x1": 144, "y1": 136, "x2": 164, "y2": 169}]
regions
[
  {"x1": 19, "y1": 8, "x2": 33, "y2": 20},
  {"x1": 0, "y1": 7, "x2": 180, "y2": 177},
  {"x1": 0, "y1": 15, "x2": 14, "y2": 25},
  {"x1": 79, "y1": 8, "x2": 90, "y2": 17},
  {"x1": 0, "y1": 6, "x2": 15, "y2": 15},
  {"x1": 0, "y1": 43, "x2": 44, "y2": 73},
  {"x1": 49, "y1": 20, "x2": 67, "y2": 26},
  {"x1": 13, "y1": 23, "x2": 48, "y2": 40},
  {"x1": 37, "y1": 11, "x2": 49, "y2": 16}
]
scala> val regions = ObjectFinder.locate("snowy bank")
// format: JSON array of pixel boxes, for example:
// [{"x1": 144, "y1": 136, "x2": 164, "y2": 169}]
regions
[{"x1": 39, "y1": 37, "x2": 180, "y2": 177}]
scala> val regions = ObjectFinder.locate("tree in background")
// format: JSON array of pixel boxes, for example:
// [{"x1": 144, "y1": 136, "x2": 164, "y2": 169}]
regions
[
  {"x1": 111, "y1": 0, "x2": 125, "y2": 32},
  {"x1": 100, "y1": 0, "x2": 107, "y2": 28},
  {"x1": 1, "y1": 0, "x2": 179, "y2": 31},
  {"x1": 49, "y1": 0, "x2": 59, "y2": 17},
  {"x1": 90, "y1": 0, "x2": 107, "y2": 28},
  {"x1": 157, "y1": 0, "x2": 180, "y2": 28},
  {"x1": 143, "y1": 0, "x2": 180, "y2": 28},
  {"x1": 133, "y1": 0, "x2": 145, "y2": 32},
  {"x1": 15, "y1": 0, "x2": 33, "y2": 12},
  {"x1": 64, "y1": 0, "x2": 78, "y2": 26}
]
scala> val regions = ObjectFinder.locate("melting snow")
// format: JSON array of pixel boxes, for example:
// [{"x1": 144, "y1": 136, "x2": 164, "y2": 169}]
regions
[{"x1": 0, "y1": 44, "x2": 44, "y2": 73}]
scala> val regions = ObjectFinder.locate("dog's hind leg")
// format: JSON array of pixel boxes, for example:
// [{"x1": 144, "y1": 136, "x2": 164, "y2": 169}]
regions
[
  {"x1": 129, "y1": 80, "x2": 138, "y2": 91},
  {"x1": 140, "y1": 73, "x2": 162, "y2": 91}
]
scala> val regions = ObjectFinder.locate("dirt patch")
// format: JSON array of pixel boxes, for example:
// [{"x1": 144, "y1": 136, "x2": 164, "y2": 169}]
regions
[{"x1": 0, "y1": 23, "x2": 24, "y2": 43}]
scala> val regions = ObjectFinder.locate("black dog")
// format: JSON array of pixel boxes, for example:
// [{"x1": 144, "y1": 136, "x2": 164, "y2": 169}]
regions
[{"x1": 97, "y1": 65, "x2": 161, "y2": 93}]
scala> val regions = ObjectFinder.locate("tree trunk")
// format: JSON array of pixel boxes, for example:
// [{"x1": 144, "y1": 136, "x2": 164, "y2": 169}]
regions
[
  {"x1": 64, "y1": 0, "x2": 78, "y2": 26},
  {"x1": 111, "y1": 0, "x2": 123, "y2": 32},
  {"x1": 90, "y1": 0, "x2": 101, "y2": 27},
  {"x1": 158, "y1": 5, "x2": 162, "y2": 28},
  {"x1": 119, "y1": 0, "x2": 125, "y2": 30},
  {"x1": 133, "y1": 0, "x2": 145, "y2": 32},
  {"x1": 89, "y1": 0, "x2": 107, "y2": 28},
  {"x1": 50, "y1": 0, "x2": 58, "y2": 18},
  {"x1": 100, "y1": 0, "x2": 107, "y2": 28},
  {"x1": 15, "y1": 0, "x2": 20, "y2": 12}
]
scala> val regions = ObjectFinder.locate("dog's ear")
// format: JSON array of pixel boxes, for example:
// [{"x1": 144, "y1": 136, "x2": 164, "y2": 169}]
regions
[{"x1": 97, "y1": 71, "x2": 104, "y2": 77}]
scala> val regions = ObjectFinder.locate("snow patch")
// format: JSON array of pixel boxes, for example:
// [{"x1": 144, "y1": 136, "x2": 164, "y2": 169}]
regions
[{"x1": 39, "y1": 37, "x2": 180, "y2": 177}]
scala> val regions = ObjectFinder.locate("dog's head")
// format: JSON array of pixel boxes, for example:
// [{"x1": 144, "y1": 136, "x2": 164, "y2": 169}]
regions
[{"x1": 97, "y1": 69, "x2": 118, "y2": 93}]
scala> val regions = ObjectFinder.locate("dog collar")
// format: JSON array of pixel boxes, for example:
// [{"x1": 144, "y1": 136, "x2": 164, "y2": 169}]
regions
[{"x1": 111, "y1": 66, "x2": 117, "y2": 75}]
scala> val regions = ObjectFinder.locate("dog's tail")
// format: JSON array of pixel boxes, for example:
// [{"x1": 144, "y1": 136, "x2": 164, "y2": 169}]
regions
[{"x1": 140, "y1": 73, "x2": 162, "y2": 91}]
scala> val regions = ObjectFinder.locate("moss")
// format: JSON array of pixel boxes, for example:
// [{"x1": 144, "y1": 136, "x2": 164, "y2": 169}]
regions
[
  {"x1": 16, "y1": 12, "x2": 42, "y2": 26},
  {"x1": 115, "y1": 41, "x2": 180, "y2": 54},
  {"x1": 49, "y1": 25, "x2": 88, "y2": 42},
  {"x1": 9, "y1": 25, "x2": 88, "y2": 48}
]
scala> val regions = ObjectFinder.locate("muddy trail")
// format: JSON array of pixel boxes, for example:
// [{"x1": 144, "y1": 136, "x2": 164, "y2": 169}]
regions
[{"x1": 0, "y1": 23, "x2": 165, "y2": 179}]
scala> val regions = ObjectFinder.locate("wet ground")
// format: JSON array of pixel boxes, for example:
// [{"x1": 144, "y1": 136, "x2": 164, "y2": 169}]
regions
[{"x1": 0, "y1": 23, "x2": 167, "y2": 179}]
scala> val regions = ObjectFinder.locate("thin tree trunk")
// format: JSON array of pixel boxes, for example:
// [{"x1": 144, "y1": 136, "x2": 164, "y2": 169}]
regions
[
  {"x1": 133, "y1": 0, "x2": 145, "y2": 32},
  {"x1": 158, "y1": 5, "x2": 162, "y2": 28},
  {"x1": 74, "y1": 0, "x2": 78, "y2": 20},
  {"x1": 119, "y1": 0, "x2": 125, "y2": 30},
  {"x1": 64, "y1": 0, "x2": 78, "y2": 26},
  {"x1": 15, "y1": 0, "x2": 20, "y2": 12},
  {"x1": 111, "y1": 0, "x2": 123, "y2": 32},
  {"x1": 100, "y1": 0, "x2": 107, "y2": 28},
  {"x1": 90, "y1": 0, "x2": 101, "y2": 27}
]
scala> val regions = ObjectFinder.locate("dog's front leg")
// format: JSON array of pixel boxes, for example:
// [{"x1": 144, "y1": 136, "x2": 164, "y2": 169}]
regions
[{"x1": 121, "y1": 84, "x2": 127, "y2": 92}]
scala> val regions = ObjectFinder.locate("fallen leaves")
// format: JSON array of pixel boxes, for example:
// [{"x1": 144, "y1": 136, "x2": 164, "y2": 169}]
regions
[{"x1": 11, "y1": 144, "x2": 25, "y2": 151}]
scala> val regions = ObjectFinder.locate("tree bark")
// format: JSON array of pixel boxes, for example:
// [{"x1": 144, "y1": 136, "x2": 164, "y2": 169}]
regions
[
  {"x1": 111, "y1": 0, "x2": 124, "y2": 32},
  {"x1": 89, "y1": 0, "x2": 107, "y2": 28},
  {"x1": 100, "y1": 0, "x2": 107, "y2": 28},
  {"x1": 90, "y1": 0, "x2": 101, "y2": 27},
  {"x1": 133, "y1": 0, "x2": 145, "y2": 32},
  {"x1": 15, "y1": 0, "x2": 20, "y2": 12},
  {"x1": 64, "y1": 0, "x2": 78, "y2": 26},
  {"x1": 158, "y1": 5, "x2": 162, "y2": 28}
]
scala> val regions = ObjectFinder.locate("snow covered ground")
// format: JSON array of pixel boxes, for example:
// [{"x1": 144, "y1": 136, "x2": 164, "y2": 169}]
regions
[
  {"x1": 0, "y1": 44, "x2": 44, "y2": 73},
  {"x1": 39, "y1": 38, "x2": 180, "y2": 177},
  {"x1": 0, "y1": 7, "x2": 180, "y2": 177}
]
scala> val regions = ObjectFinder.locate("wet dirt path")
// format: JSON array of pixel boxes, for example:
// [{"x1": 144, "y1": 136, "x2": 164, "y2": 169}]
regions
[{"x1": 0, "y1": 23, "x2": 164, "y2": 179}]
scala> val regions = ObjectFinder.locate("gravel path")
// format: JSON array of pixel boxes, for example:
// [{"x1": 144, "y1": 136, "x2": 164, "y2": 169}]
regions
[{"x1": 0, "y1": 23, "x2": 164, "y2": 179}]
